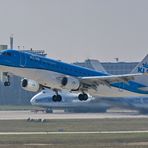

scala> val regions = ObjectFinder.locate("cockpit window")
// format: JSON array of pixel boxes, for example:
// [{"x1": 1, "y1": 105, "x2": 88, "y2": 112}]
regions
[{"x1": 2, "y1": 51, "x2": 12, "y2": 56}]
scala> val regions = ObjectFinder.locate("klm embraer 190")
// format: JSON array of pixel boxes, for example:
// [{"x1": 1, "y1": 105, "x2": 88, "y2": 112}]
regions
[{"x1": 0, "y1": 49, "x2": 147, "y2": 102}]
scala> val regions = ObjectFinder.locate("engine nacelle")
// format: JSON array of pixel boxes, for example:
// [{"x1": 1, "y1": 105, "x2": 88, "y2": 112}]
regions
[
  {"x1": 61, "y1": 77, "x2": 80, "y2": 90},
  {"x1": 21, "y1": 78, "x2": 41, "y2": 92}
]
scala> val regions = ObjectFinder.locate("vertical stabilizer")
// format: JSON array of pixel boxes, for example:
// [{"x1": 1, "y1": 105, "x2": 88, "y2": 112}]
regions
[
  {"x1": 85, "y1": 59, "x2": 107, "y2": 73},
  {"x1": 131, "y1": 54, "x2": 148, "y2": 86},
  {"x1": 131, "y1": 54, "x2": 148, "y2": 74}
]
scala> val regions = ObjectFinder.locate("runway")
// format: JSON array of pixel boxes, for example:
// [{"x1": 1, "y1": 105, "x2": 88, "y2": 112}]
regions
[
  {"x1": 0, "y1": 110, "x2": 147, "y2": 120},
  {"x1": 0, "y1": 130, "x2": 148, "y2": 135}
]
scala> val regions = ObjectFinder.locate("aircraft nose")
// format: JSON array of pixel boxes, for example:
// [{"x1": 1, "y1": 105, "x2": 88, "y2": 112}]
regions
[
  {"x1": 30, "y1": 90, "x2": 49, "y2": 105},
  {"x1": 30, "y1": 92, "x2": 42, "y2": 105},
  {"x1": 30, "y1": 96, "x2": 36, "y2": 105}
]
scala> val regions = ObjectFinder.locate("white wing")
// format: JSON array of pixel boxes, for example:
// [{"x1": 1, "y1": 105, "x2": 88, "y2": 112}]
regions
[{"x1": 79, "y1": 73, "x2": 144, "y2": 89}]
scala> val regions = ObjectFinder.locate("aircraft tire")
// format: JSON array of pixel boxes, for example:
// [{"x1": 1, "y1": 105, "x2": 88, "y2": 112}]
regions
[
  {"x1": 78, "y1": 94, "x2": 84, "y2": 101},
  {"x1": 83, "y1": 93, "x2": 88, "y2": 100},
  {"x1": 52, "y1": 95, "x2": 57, "y2": 102},
  {"x1": 52, "y1": 95, "x2": 62, "y2": 102},
  {"x1": 57, "y1": 95, "x2": 62, "y2": 102},
  {"x1": 4, "y1": 81, "x2": 10, "y2": 86},
  {"x1": 78, "y1": 93, "x2": 88, "y2": 101}
]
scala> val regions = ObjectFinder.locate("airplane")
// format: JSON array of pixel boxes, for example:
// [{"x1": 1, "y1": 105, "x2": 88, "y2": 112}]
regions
[
  {"x1": 30, "y1": 58, "x2": 148, "y2": 114},
  {"x1": 30, "y1": 89, "x2": 110, "y2": 113},
  {"x1": 30, "y1": 89, "x2": 148, "y2": 114},
  {"x1": 0, "y1": 49, "x2": 147, "y2": 102}
]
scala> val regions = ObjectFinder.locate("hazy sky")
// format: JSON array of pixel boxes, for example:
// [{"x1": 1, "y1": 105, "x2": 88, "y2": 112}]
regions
[{"x1": 0, "y1": 0, "x2": 148, "y2": 62}]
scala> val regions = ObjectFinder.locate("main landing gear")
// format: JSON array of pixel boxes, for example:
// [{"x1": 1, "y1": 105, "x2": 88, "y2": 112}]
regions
[
  {"x1": 52, "y1": 94, "x2": 62, "y2": 102},
  {"x1": 78, "y1": 93, "x2": 88, "y2": 101},
  {"x1": 52, "y1": 90, "x2": 62, "y2": 102}
]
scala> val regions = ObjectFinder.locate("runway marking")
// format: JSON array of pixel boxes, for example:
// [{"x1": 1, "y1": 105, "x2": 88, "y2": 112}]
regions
[{"x1": 0, "y1": 131, "x2": 148, "y2": 135}]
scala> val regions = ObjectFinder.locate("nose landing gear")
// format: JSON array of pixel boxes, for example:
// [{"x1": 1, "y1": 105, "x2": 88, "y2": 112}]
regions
[
  {"x1": 2, "y1": 72, "x2": 11, "y2": 86},
  {"x1": 4, "y1": 81, "x2": 10, "y2": 86}
]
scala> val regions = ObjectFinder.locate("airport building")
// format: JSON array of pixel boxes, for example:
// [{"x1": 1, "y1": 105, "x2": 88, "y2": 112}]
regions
[{"x1": 74, "y1": 59, "x2": 138, "y2": 75}]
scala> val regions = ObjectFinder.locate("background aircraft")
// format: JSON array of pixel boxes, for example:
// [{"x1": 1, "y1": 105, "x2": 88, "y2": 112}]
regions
[
  {"x1": 30, "y1": 89, "x2": 110, "y2": 113},
  {"x1": 30, "y1": 89, "x2": 148, "y2": 114},
  {"x1": 30, "y1": 58, "x2": 148, "y2": 114}
]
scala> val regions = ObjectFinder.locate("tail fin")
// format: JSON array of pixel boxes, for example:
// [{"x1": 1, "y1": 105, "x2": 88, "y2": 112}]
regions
[
  {"x1": 131, "y1": 54, "x2": 148, "y2": 74},
  {"x1": 85, "y1": 59, "x2": 108, "y2": 73},
  {"x1": 131, "y1": 54, "x2": 148, "y2": 86}
]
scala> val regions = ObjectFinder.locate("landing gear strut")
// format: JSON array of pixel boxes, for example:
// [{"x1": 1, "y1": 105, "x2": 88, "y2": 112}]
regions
[{"x1": 78, "y1": 93, "x2": 88, "y2": 101}]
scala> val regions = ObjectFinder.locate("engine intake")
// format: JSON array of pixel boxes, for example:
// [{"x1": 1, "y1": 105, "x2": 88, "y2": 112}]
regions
[
  {"x1": 21, "y1": 78, "x2": 41, "y2": 92},
  {"x1": 61, "y1": 77, "x2": 80, "y2": 90},
  {"x1": 22, "y1": 79, "x2": 28, "y2": 87},
  {"x1": 61, "y1": 77, "x2": 68, "y2": 86}
]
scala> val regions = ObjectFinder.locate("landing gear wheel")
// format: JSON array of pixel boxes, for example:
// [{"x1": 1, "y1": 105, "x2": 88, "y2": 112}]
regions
[
  {"x1": 57, "y1": 95, "x2": 62, "y2": 102},
  {"x1": 3, "y1": 73, "x2": 11, "y2": 87},
  {"x1": 83, "y1": 93, "x2": 88, "y2": 101},
  {"x1": 78, "y1": 94, "x2": 84, "y2": 101},
  {"x1": 52, "y1": 95, "x2": 57, "y2": 102},
  {"x1": 52, "y1": 95, "x2": 62, "y2": 102},
  {"x1": 4, "y1": 81, "x2": 10, "y2": 86},
  {"x1": 78, "y1": 93, "x2": 88, "y2": 101}
]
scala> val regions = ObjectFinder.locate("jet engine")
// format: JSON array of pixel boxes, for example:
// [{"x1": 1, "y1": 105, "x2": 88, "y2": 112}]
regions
[
  {"x1": 60, "y1": 77, "x2": 80, "y2": 90},
  {"x1": 21, "y1": 78, "x2": 41, "y2": 92}
]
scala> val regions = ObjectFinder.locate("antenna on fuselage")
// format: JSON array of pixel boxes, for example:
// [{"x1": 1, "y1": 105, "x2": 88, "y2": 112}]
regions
[{"x1": 10, "y1": 34, "x2": 13, "y2": 49}]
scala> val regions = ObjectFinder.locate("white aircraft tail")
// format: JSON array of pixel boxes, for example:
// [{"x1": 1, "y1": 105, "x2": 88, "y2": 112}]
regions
[
  {"x1": 131, "y1": 54, "x2": 148, "y2": 74},
  {"x1": 85, "y1": 59, "x2": 108, "y2": 73},
  {"x1": 131, "y1": 54, "x2": 148, "y2": 86}
]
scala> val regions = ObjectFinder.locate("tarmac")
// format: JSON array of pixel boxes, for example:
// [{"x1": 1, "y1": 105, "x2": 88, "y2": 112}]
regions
[
  {"x1": 0, "y1": 110, "x2": 147, "y2": 120},
  {"x1": 0, "y1": 130, "x2": 148, "y2": 135},
  {"x1": 0, "y1": 110, "x2": 148, "y2": 136}
]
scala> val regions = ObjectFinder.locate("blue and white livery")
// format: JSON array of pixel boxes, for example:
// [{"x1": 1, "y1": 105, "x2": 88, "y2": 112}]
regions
[{"x1": 0, "y1": 49, "x2": 147, "y2": 101}]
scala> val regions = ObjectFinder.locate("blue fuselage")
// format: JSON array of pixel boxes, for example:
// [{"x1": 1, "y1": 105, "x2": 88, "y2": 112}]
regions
[{"x1": 0, "y1": 49, "x2": 147, "y2": 96}]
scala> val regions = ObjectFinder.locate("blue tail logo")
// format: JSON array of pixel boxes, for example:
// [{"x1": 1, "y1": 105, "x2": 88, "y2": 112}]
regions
[{"x1": 138, "y1": 63, "x2": 148, "y2": 73}]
